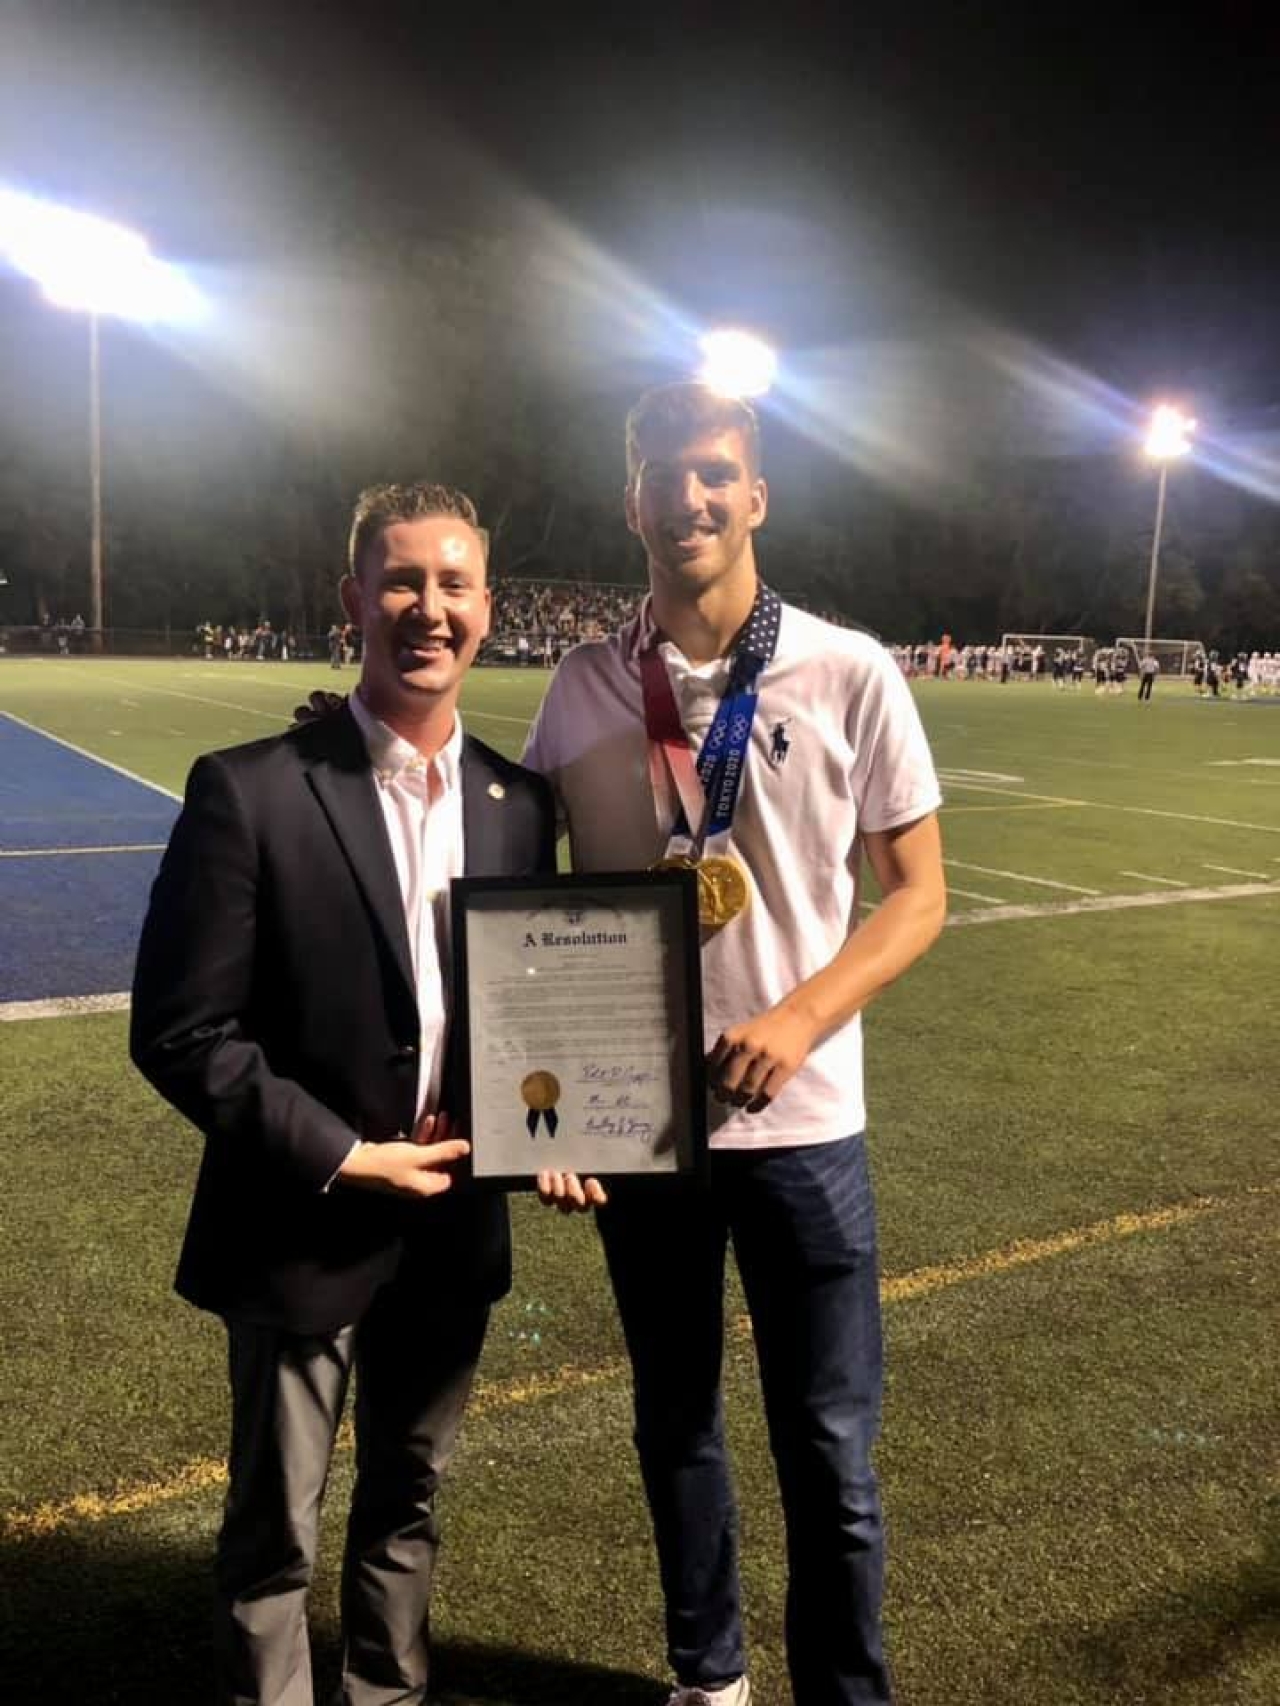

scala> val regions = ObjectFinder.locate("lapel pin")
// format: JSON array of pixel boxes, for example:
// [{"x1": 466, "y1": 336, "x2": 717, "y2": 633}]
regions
[{"x1": 488, "y1": 782, "x2": 506, "y2": 801}]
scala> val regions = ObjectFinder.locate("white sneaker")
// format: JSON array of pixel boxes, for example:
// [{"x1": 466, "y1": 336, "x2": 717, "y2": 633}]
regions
[{"x1": 665, "y1": 1680, "x2": 751, "y2": 1706}]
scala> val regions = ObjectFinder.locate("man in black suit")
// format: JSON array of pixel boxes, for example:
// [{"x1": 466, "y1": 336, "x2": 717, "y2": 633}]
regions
[{"x1": 131, "y1": 483, "x2": 555, "y2": 1706}]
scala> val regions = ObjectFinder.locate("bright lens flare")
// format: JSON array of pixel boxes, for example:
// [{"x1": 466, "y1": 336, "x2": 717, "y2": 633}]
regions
[
  {"x1": 1145, "y1": 404, "x2": 1196, "y2": 460},
  {"x1": 697, "y1": 328, "x2": 777, "y2": 398},
  {"x1": 0, "y1": 187, "x2": 205, "y2": 323}
]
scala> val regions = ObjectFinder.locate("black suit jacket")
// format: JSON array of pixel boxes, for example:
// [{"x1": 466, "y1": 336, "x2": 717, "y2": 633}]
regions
[{"x1": 130, "y1": 707, "x2": 556, "y2": 1333}]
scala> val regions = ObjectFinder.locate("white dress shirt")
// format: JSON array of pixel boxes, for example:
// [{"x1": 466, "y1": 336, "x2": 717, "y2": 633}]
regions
[{"x1": 349, "y1": 691, "x2": 465, "y2": 1124}]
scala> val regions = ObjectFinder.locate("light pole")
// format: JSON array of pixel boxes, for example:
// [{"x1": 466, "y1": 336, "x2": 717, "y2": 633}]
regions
[
  {"x1": 0, "y1": 188, "x2": 203, "y2": 646},
  {"x1": 1142, "y1": 404, "x2": 1195, "y2": 654}
]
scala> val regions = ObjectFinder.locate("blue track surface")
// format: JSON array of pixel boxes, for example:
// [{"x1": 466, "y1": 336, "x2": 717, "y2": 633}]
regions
[{"x1": 0, "y1": 715, "x2": 179, "y2": 1002}]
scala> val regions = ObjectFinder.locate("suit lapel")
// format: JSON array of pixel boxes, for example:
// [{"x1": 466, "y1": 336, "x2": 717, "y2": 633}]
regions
[
  {"x1": 303, "y1": 708, "x2": 416, "y2": 1001},
  {"x1": 461, "y1": 737, "x2": 510, "y2": 877}
]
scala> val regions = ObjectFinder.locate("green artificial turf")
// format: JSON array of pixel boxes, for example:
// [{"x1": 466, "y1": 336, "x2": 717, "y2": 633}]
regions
[{"x1": 1, "y1": 656, "x2": 1277, "y2": 1704}]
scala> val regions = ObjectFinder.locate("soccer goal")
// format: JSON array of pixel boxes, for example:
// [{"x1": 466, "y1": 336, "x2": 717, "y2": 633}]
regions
[{"x1": 1113, "y1": 637, "x2": 1204, "y2": 677}]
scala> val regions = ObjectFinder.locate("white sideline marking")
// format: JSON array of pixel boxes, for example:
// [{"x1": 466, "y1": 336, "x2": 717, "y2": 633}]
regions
[
  {"x1": 463, "y1": 709, "x2": 538, "y2": 727},
  {"x1": 0, "y1": 993, "x2": 130, "y2": 1023},
  {"x1": 0, "y1": 711, "x2": 181, "y2": 802},
  {"x1": 947, "y1": 882, "x2": 1280, "y2": 928},
  {"x1": 1120, "y1": 871, "x2": 1188, "y2": 888},
  {"x1": 1204, "y1": 863, "x2": 1272, "y2": 880},
  {"x1": 946, "y1": 885, "x2": 1007, "y2": 904},
  {"x1": 0, "y1": 844, "x2": 165, "y2": 858},
  {"x1": 945, "y1": 858, "x2": 1101, "y2": 896}
]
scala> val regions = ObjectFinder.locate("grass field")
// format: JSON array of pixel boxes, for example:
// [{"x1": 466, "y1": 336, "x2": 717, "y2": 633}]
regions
[{"x1": 2, "y1": 656, "x2": 1278, "y2": 1705}]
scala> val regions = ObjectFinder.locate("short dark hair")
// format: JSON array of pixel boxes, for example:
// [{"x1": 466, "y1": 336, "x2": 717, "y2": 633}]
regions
[
  {"x1": 347, "y1": 482, "x2": 488, "y2": 577},
  {"x1": 625, "y1": 383, "x2": 762, "y2": 482}
]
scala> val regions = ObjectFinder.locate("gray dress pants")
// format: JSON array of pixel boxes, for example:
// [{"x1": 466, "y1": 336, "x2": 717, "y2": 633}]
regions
[{"x1": 216, "y1": 1285, "x2": 489, "y2": 1706}]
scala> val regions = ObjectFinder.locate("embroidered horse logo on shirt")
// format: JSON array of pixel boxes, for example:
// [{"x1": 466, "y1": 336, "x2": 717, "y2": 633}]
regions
[{"x1": 768, "y1": 720, "x2": 792, "y2": 767}]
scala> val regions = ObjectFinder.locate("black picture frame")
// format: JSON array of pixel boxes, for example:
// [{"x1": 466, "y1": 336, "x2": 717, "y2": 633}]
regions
[{"x1": 450, "y1": 869, "x2": 706, "y2": 1188}]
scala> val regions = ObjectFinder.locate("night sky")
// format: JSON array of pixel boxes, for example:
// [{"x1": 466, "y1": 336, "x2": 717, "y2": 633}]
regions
[{"x1": 4, "y1": 1, "x2": 1280, "y2": 444}]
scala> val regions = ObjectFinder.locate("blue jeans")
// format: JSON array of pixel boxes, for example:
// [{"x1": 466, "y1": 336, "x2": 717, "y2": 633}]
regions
[{"x1": 598, "y1": 1134, "x2": 891, "y2": 1705}]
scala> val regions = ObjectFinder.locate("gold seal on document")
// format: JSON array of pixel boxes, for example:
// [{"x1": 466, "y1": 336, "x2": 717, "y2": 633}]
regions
[
  {"x1": 651, "y1": 853, "x2": 749, "y2": 929},
  {"x1": 520, "y1": 1070, "x2": 561, "y2": 1112}
]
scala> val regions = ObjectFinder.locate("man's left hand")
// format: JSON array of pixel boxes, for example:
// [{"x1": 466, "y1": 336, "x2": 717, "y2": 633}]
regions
[
  {"x1": 706, "y1": 1003, "x2": 819, "y2": 1113},
  {"x1": 291, "y1": 690, "x2": 347, "y2": 727}
]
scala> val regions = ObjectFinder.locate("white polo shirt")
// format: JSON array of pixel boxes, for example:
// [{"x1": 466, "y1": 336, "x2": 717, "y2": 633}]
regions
[{"x1": 522, "y1": 598, "x2": 942, "y2": 1150}]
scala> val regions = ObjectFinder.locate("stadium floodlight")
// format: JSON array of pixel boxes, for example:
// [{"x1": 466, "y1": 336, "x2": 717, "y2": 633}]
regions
[
  {"x1": 697, "y1": 328, "x2": 777, "y2": 399},
  {"x1": 0, "y1": 188, "x2": 205, "y2": 324},
  {"x1": 1141, "y1": 404, "x2": 1196, "y2": 655},
  {"x1": 1145, "y1": 403, "x2": 1195, "y2": 462},
  {"x1": 0, "y1": 188, "x2": 206, "y2": 644}
]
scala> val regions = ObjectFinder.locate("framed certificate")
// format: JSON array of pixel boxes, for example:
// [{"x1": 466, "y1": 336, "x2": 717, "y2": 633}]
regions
[{"x1": 451, "y1": 870, "x2": 706, "y2": 1187}]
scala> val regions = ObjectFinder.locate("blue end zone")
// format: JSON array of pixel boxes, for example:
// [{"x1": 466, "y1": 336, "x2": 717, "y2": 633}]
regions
[{"x1": 0, "y1": 715, "x2": 180, "y2": 1002}]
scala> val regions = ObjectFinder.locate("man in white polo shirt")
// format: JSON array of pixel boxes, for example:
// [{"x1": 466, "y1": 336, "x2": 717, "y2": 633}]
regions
[{"x1": 525, "y1": 383, "x2": 946, "y2": 1706}]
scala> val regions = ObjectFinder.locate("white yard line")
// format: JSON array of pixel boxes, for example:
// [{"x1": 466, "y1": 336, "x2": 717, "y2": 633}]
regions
[
  {"x1": 95, "y1": 674, "x2": 532, "y2": 731},
  {"x1": 0, "y1": 711, "x2": 181, "y2": 802},
  {"x1": 13, "y1": 882, "x2": 1277, "y2": 1020},
  {"x1": 946, "y1": 885, "x2": 1008, "y2": 904},
  {"x1": 941, "y1": 777, "x2": 1280, "y2": 835},
  {"x1": 943, "y1": 802, "x2": 1075, "y2": 814},
  {"x1": 939, "y1": 780, "x2": 1090, "y2": 806},
  {"x1": 1204, "y1": 863, "x2": 1273, "y2": 880},
  {"x1": 0, "y1": 844, "x2": 166, "y2": 858},
  {"x1": 462, "y1": 708, "x2": 538, "y2": 727},
  {"x1": 0, "y1": 993, "x2": 130, "y2": 1023},
  {"x1": 1119, "y1": 871, "x2": 1188, "y2": 888},
  {"x1": 1112, "y1": 804, "x2": 1280, "y2": 835},
  {"x1": 944, "y1": 858, "x2": 1101, "y2": 896},
  {"x1": 946, "y1": 882, "x2": 1280, "y2": 929},
  {"x1": 93, "y1": 673, "x2": 287, "y2": 722}
]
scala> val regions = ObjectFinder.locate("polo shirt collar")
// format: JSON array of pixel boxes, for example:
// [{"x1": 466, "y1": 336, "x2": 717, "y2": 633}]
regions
[{"x1": 625, "y1": 584, "x2": 781, "y2": 685}]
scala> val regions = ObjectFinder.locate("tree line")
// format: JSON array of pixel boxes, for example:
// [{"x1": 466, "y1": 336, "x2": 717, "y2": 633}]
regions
[{"x1": 3, "y1": 228, "x2": 1278, "y2": 650}]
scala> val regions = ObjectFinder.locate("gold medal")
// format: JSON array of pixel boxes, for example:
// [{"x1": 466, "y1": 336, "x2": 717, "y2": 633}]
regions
[
  {"x1": 651, "y1": 853, "x2": 749, "y2": 929},
  {"x1": 697, "y1": 855, "x2": 750, "y2": 927}
]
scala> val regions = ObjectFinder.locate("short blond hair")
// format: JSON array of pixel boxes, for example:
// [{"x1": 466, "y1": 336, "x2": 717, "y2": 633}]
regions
[{"x1": 347, "y1": 483, "x2": 488, "y2": 578}]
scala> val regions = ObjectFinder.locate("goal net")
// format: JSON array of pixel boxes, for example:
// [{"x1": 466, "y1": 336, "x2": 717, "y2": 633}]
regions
[{"x1": 1113, "y1": 637, "x2": 1204, "y2": 677}]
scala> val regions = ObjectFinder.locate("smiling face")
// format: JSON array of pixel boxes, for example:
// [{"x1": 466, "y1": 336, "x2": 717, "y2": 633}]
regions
[
  {"x1": 340, "y1": 515, "x2": 491, "y2": 733},
  {"x1": 625, "y1": 426, "x2": 768, "y2": 600}
]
